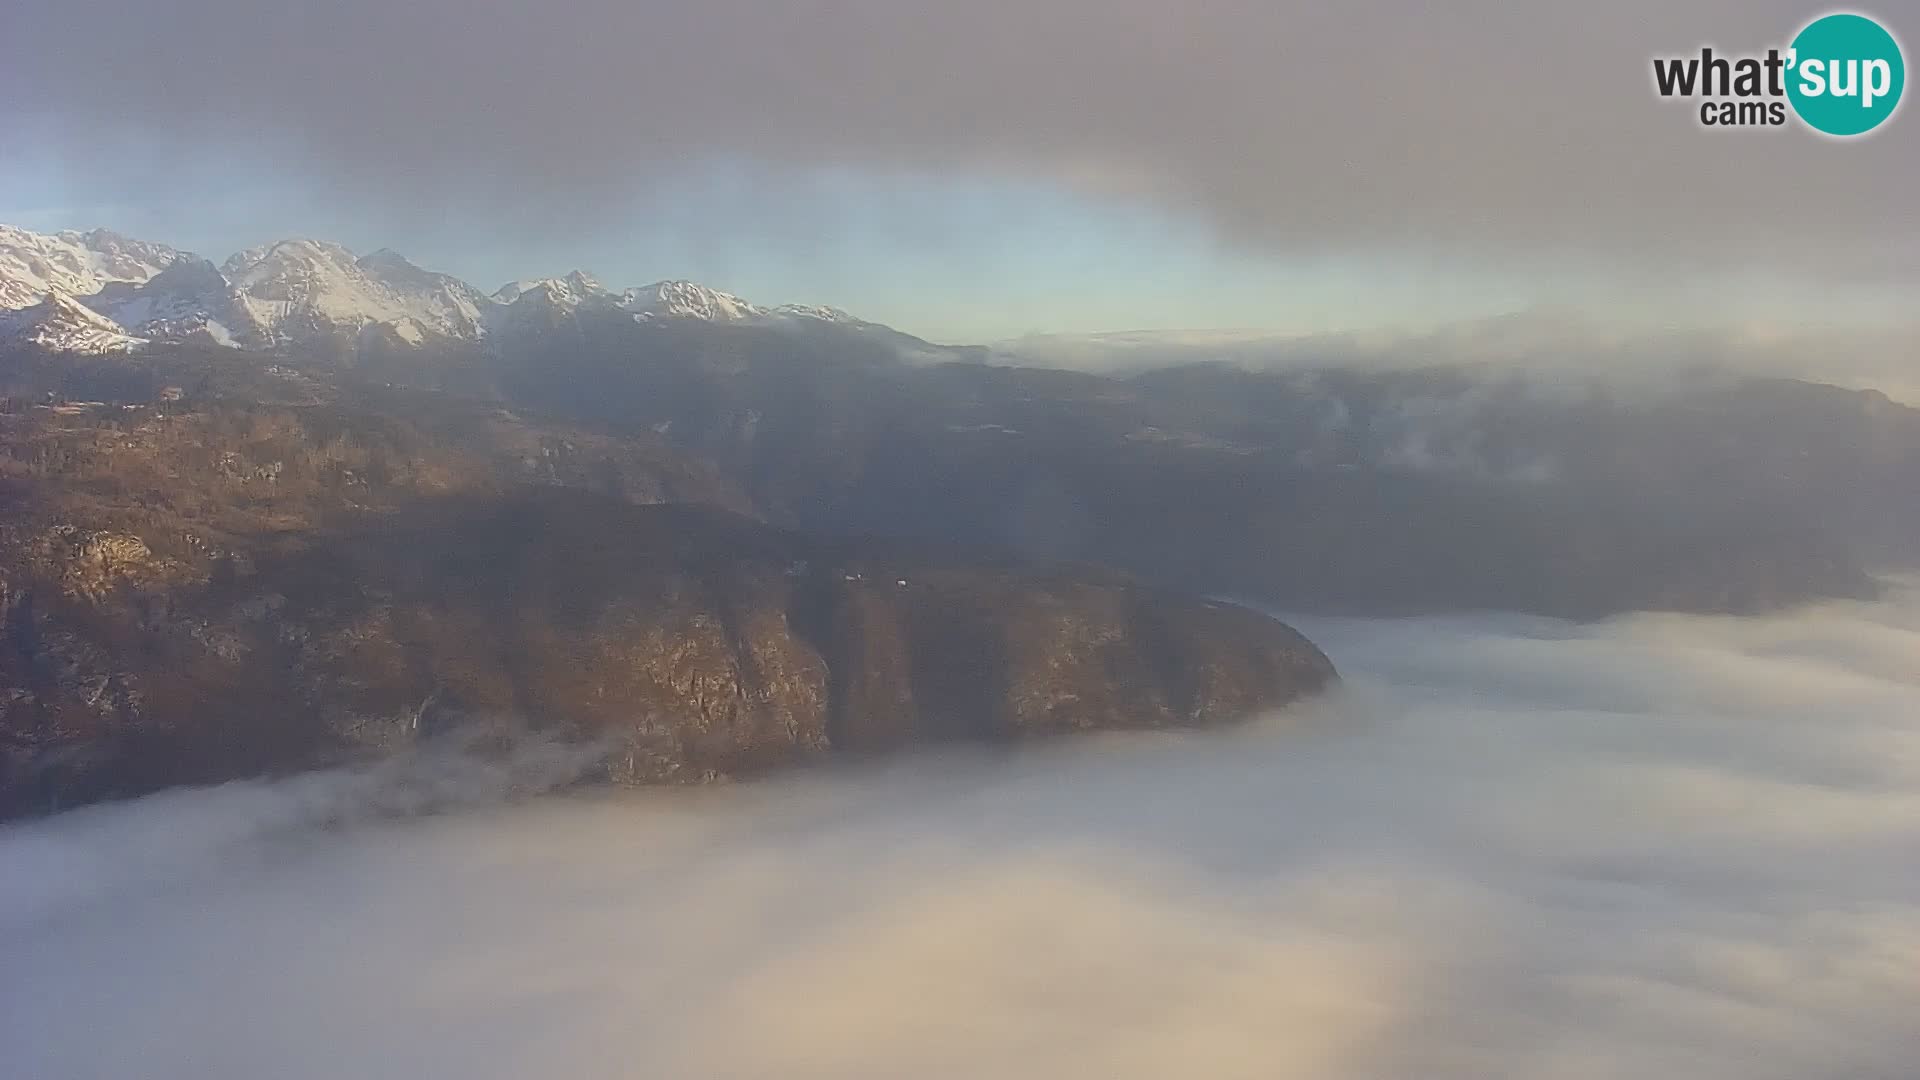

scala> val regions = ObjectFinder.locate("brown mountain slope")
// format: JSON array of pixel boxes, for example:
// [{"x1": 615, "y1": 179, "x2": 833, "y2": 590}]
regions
[{"x1": 0, "y1": 395, "x2": 1333, "y2": 816}]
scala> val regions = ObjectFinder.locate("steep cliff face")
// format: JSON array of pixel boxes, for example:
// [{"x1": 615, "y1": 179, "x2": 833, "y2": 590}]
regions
[{"x1": 0, "y1": 491, "x2": 1335, "y2": 817}]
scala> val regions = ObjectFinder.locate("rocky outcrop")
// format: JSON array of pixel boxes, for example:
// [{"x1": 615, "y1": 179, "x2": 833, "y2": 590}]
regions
[
  {"x1": 0, "y1": 491, "x2": 1335, "y2": 817},
  {"x1": 28, "y1": 527, "x2": 196, "y2": 601}
]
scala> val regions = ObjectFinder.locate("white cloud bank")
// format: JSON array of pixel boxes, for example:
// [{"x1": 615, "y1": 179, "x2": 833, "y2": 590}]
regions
[{"x1": 4, "y1": 588, "x2": 1919, "y2": 1079}]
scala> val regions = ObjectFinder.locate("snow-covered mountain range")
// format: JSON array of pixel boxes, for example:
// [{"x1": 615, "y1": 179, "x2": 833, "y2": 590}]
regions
[
  {"x1": 0, "y1": 225, "x2": 906, "y2": 355},
  {"x1": 0, "y1": 226, "x2": 183, "y2": 316}
]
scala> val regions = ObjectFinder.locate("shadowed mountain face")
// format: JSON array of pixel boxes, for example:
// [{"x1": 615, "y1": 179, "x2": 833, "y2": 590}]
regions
[
  {"x1": 0, "y1": 372, "x2": 1331, "y2": 816},
  {"x1": 7, "y1": 332, "x2": 1917, "y2": 621},
  {"x1": 471, "y1": 331, "x2": 1915, "y2": 617}
]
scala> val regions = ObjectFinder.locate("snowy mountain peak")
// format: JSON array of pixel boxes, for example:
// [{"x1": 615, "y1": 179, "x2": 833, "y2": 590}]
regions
[
  {"x1": 0, "y1": 224, "x2": 183, "y2": 312},
  {"x1": 493, "y1": 275, "x2": 758, "y2": 323},
  {"x1": 213, "y1": 238, "x2": 492, "y2": 344},
  {"x1": 493, "y1": 272, "x2": 606, "y2": 309},
  {"x1": 620, "y1": 280, "x2": 761, "y2": 322},
  {"x1": 70, "y1": 229, "x2": 185, "y2": 278},
  {"x1": 770, "y1": 303, "x2": 862, "y2": 324},
  {"x1": 0, "y1": 223, "x2": 947, "y2": 360},
  {"x1": 222, "y1": 238, "x2": 360, "y2": 285}
]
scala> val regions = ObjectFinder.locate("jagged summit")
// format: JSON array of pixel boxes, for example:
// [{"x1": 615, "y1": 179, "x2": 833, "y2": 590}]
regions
[
  {"x1": 0, "y1": 223, "x2": 952, "y2": 359},
  {"x1": 769, "y1": 303, "x2": 861, "y2": 323},
  {"x1": 0, "y1": 224, "x2": 182, "y2": 311},
  {"x1": 620, "y1": 280, "x2": 761, "y2": 322},
  {"x1": 494, "y1": 270, "x2": 605, "y2": 307}
]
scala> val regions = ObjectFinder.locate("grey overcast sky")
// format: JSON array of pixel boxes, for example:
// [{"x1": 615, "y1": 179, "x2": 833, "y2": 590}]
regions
[{"x1": 2, "y1": 0, "x2": 1914, "y2": 340}]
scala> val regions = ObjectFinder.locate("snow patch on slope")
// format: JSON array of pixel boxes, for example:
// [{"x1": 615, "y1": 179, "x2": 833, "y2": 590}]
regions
[
  {"x1": 0, "y1": 223, "x2": 940, "y2": 358},
  {"x1": 0, "y1": 226, "x2": 181, "y2": 312},
  {"x1": 85, "y1": 257, "x2": 254, "y2": 348},
  {"x1": 220, "y1": 239, "x2": 492, "y2": 344},
  {"x1": 0, "y1": 290, "x2": 147, "y2": 353},
  {"x1": 619, "y1": 280, "x2": 761, "y2": 322}
]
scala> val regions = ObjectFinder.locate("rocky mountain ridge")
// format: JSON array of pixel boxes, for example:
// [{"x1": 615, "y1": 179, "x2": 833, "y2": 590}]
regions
[
  {"x1": 0, "y1": 224, "x2": 963, "y2": 360},
  {"x1": 0, "y1": 225, "x2": 183, "y2": 311}
]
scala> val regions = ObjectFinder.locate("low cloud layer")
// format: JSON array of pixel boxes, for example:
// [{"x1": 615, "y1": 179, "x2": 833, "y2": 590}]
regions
[
  {"x1": 4, "y1": 1, "x2": 1915, "y2": 286},
  {"x1": 1000, "y1": 314, "x2": 1920, "y2": 404},
  {"x1": 4, "y1": 589, "x2": 1919, "y2": 1078}
]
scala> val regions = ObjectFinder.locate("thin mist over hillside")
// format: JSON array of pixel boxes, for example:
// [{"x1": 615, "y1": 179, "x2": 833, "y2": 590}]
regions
[
  {"x1": 6, "y1": 588, "x2": 1917, "y2": 1079},
  {"x1": 996, "y1": 314, "x2": 1920, "y2": 404}
]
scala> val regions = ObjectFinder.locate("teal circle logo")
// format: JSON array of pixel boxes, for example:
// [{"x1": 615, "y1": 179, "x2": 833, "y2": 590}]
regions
[{"x1": 1787, "y1": 13, "x2": 1905, "y2": 136}]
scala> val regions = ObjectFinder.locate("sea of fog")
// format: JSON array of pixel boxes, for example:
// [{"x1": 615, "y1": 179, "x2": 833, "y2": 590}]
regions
[{"x1": 4, "y1": 589, "x2": 1919, "y2": 1079}]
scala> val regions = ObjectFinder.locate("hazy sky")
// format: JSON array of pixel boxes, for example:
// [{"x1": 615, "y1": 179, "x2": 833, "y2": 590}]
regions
[{"x1": 3, "y1": 1, "x2": 1914, "y2": 340}]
